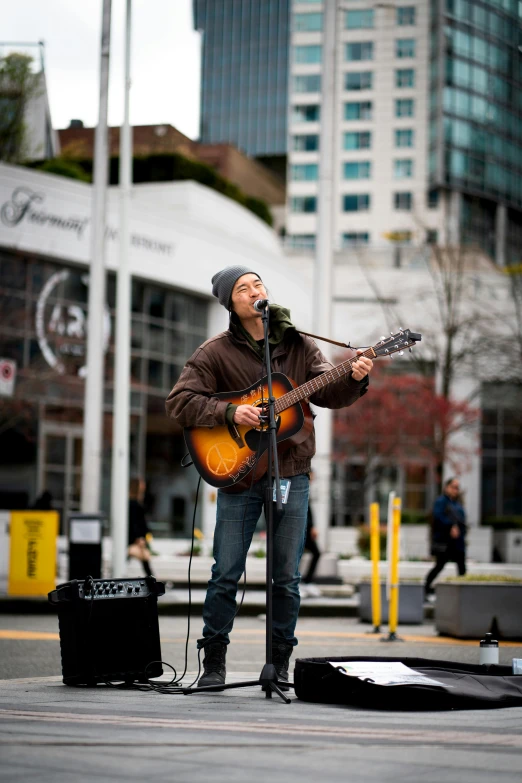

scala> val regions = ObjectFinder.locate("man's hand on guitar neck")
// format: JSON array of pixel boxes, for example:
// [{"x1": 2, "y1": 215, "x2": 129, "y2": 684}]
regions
[
  {"x1": 351, "y1": 349, "x2": 373, "y2": 382},
  {"x1": 233, "y1": 404, "x2": 266, "y2": 426}
]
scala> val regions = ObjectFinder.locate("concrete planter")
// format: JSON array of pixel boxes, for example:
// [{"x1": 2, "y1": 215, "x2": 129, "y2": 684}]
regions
[
  {"x1": 435, "y1": 582, "x2": 522, "y2": 639},
  {"x1": 492, "y1": 530, "x2": 522, "y2": 564},
  {"x1": 358, "y1": 582, "x2": 424, "y2": 624}
]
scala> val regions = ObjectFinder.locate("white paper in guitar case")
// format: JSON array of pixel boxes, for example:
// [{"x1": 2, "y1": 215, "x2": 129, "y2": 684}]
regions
[{"x1": 327, "y1": 661, "x2": 447, "y2": 688}]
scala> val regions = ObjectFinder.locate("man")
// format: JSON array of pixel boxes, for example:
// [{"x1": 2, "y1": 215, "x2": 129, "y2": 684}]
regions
[
  {"x1": 166, "y1": 266, "x2": 373, "y2": 688},
  {"x1": 424, "y1": 477, "x2": 467, "y2": 600}
]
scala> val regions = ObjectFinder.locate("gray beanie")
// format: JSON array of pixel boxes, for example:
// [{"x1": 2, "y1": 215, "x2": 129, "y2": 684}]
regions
[{"x1": 211, "y1": 265, "x2": 261, "y2": 309}]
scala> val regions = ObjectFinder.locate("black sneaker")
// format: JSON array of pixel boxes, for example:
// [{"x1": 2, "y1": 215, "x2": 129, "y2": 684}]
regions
[
  {"x1": 272, "y1": 642, "x2": 293, "y2": 691},
  {"x1": 198, "y1": 642, "x2": 227, "y2": 689}
]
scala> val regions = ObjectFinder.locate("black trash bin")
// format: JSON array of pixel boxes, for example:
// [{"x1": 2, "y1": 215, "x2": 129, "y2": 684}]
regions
[{"x1": 68, "y1": 513, "x2": 104, "y2": 580}]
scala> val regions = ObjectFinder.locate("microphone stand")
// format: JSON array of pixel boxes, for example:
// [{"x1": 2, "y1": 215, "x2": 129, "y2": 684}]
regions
[
  {"x1": 257, "y1": 299, "x2": 287, "y2": 700},
  {"x1": 181, "y1": 300, "x2": 291, "y2": 703}
]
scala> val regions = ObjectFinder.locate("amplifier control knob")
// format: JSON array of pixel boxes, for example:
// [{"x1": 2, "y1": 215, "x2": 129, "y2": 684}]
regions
[
  {"x1": 111, "y1": 587, "x2": 117, "y2": 594},
  {"x1": 118, "y1": 584, "x2": 124, "y2": 591},
  {"x1": 134, "y1": 586, "x2": 140, "y2": 593},
  {"x1": 127, "y1": 586, "x2": 133, "y2": 593}
]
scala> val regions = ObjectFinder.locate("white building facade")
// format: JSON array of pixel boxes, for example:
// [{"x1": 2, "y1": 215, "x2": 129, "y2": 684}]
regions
[
  {"x1": 287, "y1": 1, "x2": 442, "y2": 252},
  {"x1": 0, "y1": 163, "x2": 312, "y2": 541}
]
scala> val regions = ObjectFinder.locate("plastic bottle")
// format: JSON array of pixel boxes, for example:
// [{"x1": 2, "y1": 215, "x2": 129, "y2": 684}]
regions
[{"x1": 479, "y1": 632, "x2": 499, "y2": 665}]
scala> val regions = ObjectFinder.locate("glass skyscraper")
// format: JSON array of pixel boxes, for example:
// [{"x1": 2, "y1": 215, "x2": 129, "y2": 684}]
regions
[
  {"x1": 429, "y1": 0, "x2": 522, "y2": 263},
  {"x1": 193, "y1": 0, "x2": 290, "y2": 158}
]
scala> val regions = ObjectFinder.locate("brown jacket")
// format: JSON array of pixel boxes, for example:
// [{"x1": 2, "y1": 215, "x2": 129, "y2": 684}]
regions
[{"x1": 165, "y1": 322, "x2": 368, "y2": 485}]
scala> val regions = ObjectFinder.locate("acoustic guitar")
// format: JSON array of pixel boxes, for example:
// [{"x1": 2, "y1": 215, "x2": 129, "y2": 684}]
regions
[{"x1": 184, "y1": 329, "x2": 421, "y2": 488}]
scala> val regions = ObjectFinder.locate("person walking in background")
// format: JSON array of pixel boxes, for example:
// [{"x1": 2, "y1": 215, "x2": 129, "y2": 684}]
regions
[
  {"x1": 127, "y1": 477, "x2": 155, "y2": 578},
  {"x1": 31, "y1": 490, "x2": 54, "y2": 510},
  {"x1": 300, "y1": 505, "x2": 322, "y2": 598},
  {"x1": 424, "y1": 477, "x2": 467, "y2": 600}
]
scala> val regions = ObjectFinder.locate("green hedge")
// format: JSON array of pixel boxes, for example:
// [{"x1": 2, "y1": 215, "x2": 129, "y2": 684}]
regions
[
  {"x1": 444, "y1": 574, "x2": 522, "y2": 583},
  {"x1": 401, "y1": 510, "x2": 429, "y2": 525},
  {"x1": 357, "y1": 525, "x2": 387, "y2": 559},
  {"x1": 482, "y1": 516, "x2": 522, "y2": 530},
  {"x1": 29, "y1": 152, "x2": 273, "y2": 226},
  {"x1": 36, "y1": 158, "x2": 91, "y2": 182}
]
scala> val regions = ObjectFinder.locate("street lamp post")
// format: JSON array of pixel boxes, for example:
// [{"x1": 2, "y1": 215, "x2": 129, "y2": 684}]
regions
[
  {"x1": 312, "y1": 0, "x2": 337, "y2": 550},
  {"x1": 111, "y1": 0, "x2": 133, "y2": 577},
  {"x1": 81, "y1": 0, "x2": 112, "y2": 515}
]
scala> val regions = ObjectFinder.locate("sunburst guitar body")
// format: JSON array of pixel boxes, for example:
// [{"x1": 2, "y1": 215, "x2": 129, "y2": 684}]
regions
[{"x1": 184, "y1": 373, "x2": 313, "y2": 489}]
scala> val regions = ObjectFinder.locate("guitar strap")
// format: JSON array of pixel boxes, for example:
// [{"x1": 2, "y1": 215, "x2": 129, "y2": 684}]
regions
[{"x1": 297, "y1": 330, "x2": 354, "y2": 350}]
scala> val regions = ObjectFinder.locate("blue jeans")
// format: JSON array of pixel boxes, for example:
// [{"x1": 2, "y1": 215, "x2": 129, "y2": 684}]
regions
[{"x1": 198, "y1": 474, "x2": 310, "y2": 649}]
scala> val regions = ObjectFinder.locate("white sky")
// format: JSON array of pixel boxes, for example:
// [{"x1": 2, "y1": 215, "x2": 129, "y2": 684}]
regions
[{"x1": 2, "y1": 0, "x2": 201, "y2": 138}]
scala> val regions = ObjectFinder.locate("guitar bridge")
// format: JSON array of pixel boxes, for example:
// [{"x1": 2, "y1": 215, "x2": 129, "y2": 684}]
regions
[{"x1": 227, "y1": 422, "x2": 245, "y2": 449}]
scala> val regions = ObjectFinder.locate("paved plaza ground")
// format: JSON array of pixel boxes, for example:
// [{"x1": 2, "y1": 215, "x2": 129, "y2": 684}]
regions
[{"x1": 1, "y1": 613, "x2": 522, "y2": 782}]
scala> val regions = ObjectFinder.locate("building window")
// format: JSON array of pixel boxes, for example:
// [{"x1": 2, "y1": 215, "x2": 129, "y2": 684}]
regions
[
  {"x1": 426, "y1": 229, "x2": 438, "y2": 244},
  {"x1": 394, "y1": 159, "x2": 414, "y2": 178},
  {"x1": 290, "y1": 164, "x2": 319, "y2": 181},
  {"x1": 290, "y1": 196, "x2": 317, "y2": 213},
  {"x1": 395, "y1": 68, "x2": 415, "y2": 87},
  {"x1": 397, "y1": 6, "x2": 416, "y2": 26},
  {"x1": 294, "y1": 12, "x2": 323, "y2": 31},
  {"x1": 344, "y1": 101, "x2": 373, "y2": 121},
  {"x1": 481, "y1": 384, "x2": 522, "y2": 517},
  {"x1": 343, "y1": 161, "x2": 372, "y2": 179},
  {"x1": 345, "y1": 42, "x2": 374, "y2": 61},
  {"x1": 342, "y1": 232, "x2": 370, "y2": 247},
  {"x1": 293, "y1": 74, "x2": 321, "y2": 93},
  {"x1": 395, "y1": 98, "x2": 414, "y2": 117},
  {"x1": 427, "y1": 188, "x2": 439, "y2": 208},
  {"x1": 394, "y1": 192, "x2": 413, "y2": 209},
  {"x1": 395, "y1": 129, "x2": 414, "y2": 147},
  {"x1": 342, "y1": 194, "x2": 371, "y2": 212},
  {"x1": 294, "y1": 45, "x2": 322, "y2": 64},
  {"x1": 292, "y1": 104, "x2": 320, "y2": 122},
  {"x1": 345, "y1": 9, "x2": 374, "y2": 29},
  {"x1": 396, "y1": 38, "x2": 415, "y2": 58},
  {"x1": 344, "y1": 71, "x2": 373, "y2": 91},
  {"x1": 343, "y1": 131, "x2": 372, "y2": 150},
  {"x1": 287, "y1": 234, "x2": 316, "y2": 251},
  {"x1": 292, "y1": 134, "x2": 319, "y2": 151}
]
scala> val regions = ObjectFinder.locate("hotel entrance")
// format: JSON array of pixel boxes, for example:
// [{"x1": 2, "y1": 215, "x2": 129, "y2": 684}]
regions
[{"x1": 37, "y1": 421, "x2": 83, "y2": 535}]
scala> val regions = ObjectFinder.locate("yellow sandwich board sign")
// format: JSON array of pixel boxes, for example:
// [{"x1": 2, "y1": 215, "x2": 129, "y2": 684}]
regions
[{"x1": 8, "y1": 511, "x2": 58, "y2": 596}]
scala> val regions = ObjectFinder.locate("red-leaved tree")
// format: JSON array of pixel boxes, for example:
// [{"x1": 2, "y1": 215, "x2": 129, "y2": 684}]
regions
[{"x1": 333, "y1": 362, "x2": 479, "y2": 508}]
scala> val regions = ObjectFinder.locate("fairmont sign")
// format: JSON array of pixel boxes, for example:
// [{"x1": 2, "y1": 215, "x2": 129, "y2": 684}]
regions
[
  {"x1": 1, "y1": 187, "x2": 89, "y2": 239},
  {"x1": 1, "y1": 187, "x2": 174, "y2": 256}
]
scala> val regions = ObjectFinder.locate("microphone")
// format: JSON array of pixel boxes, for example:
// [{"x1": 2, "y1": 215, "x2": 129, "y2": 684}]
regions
[{"x1": 253, "y1": 299, "x2": 269, "y2": 312}]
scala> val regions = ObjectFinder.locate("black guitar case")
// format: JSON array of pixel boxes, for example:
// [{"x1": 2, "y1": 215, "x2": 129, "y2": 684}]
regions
[{"x1": 294, "y1": 656, "x2": 522, "y2": 710}]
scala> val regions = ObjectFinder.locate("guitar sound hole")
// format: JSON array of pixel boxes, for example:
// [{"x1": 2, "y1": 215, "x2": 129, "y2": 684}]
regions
[{"x1": 244, "y1": 417, "x2": 281, "y2": 451}]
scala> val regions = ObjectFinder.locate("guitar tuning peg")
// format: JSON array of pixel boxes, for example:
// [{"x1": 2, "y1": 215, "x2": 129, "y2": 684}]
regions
[
  {"x1": 399, "y1": 351, "x2": 404, "y2": 356},
  {"x1": 409, "y1": 348, "x2": 413, "y2": 353},
  {"x1": 381, "y1": 336, "x2": 385, "y2": 340}
]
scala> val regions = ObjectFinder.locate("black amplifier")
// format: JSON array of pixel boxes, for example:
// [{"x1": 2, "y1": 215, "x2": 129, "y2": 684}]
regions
[{"x1": 48, "y1": 576, "x2": 165, "y2": 686}]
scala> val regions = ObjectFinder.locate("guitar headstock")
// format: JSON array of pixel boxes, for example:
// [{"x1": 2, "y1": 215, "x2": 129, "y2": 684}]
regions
[{"x1": 372, "y1": 329, "x2": 422, "y2": 358}]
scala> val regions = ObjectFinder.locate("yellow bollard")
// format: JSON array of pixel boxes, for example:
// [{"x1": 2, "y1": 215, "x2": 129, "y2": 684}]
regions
[
  {"x1": 369, "y1": 502, "x2": 381, "y2": 632},
  {"x1": 388, "y1": 497, "x2": 402, "y2": 639}
]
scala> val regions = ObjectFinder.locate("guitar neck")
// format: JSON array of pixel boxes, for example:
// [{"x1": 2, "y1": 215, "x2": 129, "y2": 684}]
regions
[{"x1": 274, "y1": 347, "x2": 376, "y2": 414}]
